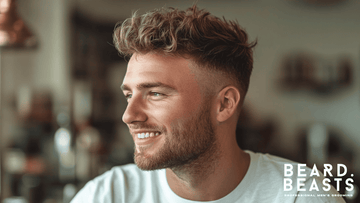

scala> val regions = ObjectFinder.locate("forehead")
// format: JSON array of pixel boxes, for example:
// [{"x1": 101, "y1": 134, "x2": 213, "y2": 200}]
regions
[{"x1": 123, "y1": 53, "x2": 199, "y2": 89}]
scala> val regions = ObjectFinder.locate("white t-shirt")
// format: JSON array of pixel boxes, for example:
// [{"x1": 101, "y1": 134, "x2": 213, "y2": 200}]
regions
[{"x1": 71, "y1": 151, "x2": 345, "y2": 203}]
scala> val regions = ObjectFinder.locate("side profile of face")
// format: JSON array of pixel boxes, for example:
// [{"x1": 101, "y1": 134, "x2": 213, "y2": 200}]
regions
[{"x1": 121, "y1": 53, "x2": 217, "y2": 170}]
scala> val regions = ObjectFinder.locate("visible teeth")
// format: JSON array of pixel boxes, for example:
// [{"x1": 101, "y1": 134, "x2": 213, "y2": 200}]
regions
[{"x1": 137, "y1": 132, "x2": 161, "y2": 139}]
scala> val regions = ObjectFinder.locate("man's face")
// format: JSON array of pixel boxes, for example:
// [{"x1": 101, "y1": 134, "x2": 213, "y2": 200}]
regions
[{"x1": 121, "y1": 53, "x2": 217, "y2": 170}]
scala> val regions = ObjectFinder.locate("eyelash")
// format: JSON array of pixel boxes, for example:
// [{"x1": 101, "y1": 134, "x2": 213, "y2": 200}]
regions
[
  {"x1": 124, "y1": 93, "x2": 132, "y2": 100},
  {"x1": 150, "y1": 92, "x2": 164, "y2": 97},
  {"x1": 124, "y1": 92, "x2": 165, "y2": 101}
]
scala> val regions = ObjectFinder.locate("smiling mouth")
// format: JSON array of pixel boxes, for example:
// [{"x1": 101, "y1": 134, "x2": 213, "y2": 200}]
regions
[{"x1": 137, "y1": 132, "x2": 161, "y2": 139}]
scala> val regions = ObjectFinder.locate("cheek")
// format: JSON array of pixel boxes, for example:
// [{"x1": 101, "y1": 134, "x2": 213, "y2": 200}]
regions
[
  {"x1": 172, "y1": 98, "x2": 202, "y2": 120},
  {"x1": 150, "y1": 98, "x2": 201, "y2": 127}
]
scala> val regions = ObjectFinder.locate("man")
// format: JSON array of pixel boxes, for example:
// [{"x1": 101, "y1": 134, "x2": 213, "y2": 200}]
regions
[{"x1": 71, "y1": 5, "x2": 345, "y2": 203}]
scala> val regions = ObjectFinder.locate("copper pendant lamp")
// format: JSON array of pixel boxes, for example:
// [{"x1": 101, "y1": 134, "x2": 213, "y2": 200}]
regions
[{"x1": 0, "y1": 0, "x2": 37, "y2": 48}]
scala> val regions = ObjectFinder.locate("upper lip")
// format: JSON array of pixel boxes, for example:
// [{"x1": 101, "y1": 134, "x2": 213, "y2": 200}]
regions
[{"x1": 130, "y1": 130, "x2": 161, "y2": 135}]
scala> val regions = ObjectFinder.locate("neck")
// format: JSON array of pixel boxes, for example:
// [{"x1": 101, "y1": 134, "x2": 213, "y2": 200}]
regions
[{"x1": 166, "y1": 136, "x2": 250, "y2": 201}]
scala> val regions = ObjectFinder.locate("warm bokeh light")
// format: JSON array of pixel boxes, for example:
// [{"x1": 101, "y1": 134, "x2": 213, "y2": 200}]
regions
[{"x1": 54, "y1": 128, "x2": 71, "y2": 154}]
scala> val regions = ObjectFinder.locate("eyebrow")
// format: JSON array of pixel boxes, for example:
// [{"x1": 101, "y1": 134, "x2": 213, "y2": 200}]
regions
[{"x1": 121, "y1": 82, "x2": 177, "y2": 92}]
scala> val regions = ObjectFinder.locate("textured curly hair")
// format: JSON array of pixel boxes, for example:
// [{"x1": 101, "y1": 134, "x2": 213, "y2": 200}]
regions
[{"x1": 113, "y1": 5, "x2": 256, "y2": 100}]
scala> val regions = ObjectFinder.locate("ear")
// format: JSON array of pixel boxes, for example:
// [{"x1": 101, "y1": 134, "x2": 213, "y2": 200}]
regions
[{"x1": 216, "y1": 86, "x2": 241, "y2": 123}]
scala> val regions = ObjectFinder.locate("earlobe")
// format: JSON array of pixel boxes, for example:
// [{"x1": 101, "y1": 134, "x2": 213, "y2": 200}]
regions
[{"x1": 216, "y1": 86, "x2": 241, "y2": 123}]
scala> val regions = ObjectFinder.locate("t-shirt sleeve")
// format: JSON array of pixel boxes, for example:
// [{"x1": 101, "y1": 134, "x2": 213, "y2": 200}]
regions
[
  {"x1": 70, "y1": 181, "x2": 96, "y2": 203},
  {"x1": 69, "y1": 166, "x2": 130, "y2": 203}
]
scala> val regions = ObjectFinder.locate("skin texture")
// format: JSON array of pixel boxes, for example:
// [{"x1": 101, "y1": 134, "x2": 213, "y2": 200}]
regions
[
  {"x1": 122, "y1": 53, "x2": 217, "y2": 170},
  {"x1": 122, "y1": 53, "x2": 250, "y2": 201}
]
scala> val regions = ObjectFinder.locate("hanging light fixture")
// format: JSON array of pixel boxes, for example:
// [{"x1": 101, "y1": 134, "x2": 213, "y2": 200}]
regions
[{"x1": 0, "y1": 0, "x2": 37, "y2": 48}]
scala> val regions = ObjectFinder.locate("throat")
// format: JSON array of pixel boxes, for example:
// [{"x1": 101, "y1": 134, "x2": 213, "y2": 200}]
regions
[
  {"x1": 165, "y1": 147, "x2": 249, "y2": 201},
  {"x1": 172, "y1": 152, "x2": 218, "y2": 182},
  {"x1": 166, "y1": 146, "x2": 221, "y2": 193}
]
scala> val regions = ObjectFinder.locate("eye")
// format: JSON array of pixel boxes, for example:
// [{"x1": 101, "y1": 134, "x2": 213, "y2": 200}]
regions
[
  {"x1": 149, "y1": 92, "x2": 166, "y2": 100},
  {"x1": 151, "y1": 92, "x2": 162, "y2": 97},
  {"x1": 124, "y1": 93, "x2": 132, "y2": 101}
]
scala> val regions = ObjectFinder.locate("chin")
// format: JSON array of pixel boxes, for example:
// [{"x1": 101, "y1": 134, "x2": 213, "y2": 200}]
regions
[
  {"x1": 134, "y1": 149, "x2": 176, "y2": 171},
  {"x1": 135, "y1": 156, "x2": 163, "y2": 171}
]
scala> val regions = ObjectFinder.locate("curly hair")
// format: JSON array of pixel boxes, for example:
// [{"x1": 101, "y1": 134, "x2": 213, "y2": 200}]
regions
[{"x1": 113, "y1": 5, "x2": 257, "y2": 99}]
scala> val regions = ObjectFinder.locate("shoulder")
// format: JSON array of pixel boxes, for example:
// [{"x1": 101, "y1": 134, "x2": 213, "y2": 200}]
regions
[
  {"x1": 247, "y1": 150, "x2": 321, "y2": 179},
  {"x1": 246, "y1": 150, "x2": 298, "y2": 176},
  {"x1": 86, "y1": 164, "x2": 144, "y2": 190},
  {"x1": 243, "y1": 151, "x2": 345, "y2": 203},
  {"x1": 71, "y1": 164, "x2": 162, "y2": 203}
]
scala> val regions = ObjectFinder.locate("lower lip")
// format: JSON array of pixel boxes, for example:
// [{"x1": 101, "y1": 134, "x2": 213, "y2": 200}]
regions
[{"x1": 134, "y1": 134, "x2": 162, "y2": 146}]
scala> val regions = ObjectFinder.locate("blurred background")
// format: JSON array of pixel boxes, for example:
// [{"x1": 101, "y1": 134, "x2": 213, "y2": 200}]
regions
[{"x1": 0, "y1": 0, "x2": 359, "y2": 202}]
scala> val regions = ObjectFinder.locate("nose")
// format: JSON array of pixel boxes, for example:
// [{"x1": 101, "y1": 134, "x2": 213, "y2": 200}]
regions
[{"x1": 122, "y1": 95, "x2": 147, "y2": 124}]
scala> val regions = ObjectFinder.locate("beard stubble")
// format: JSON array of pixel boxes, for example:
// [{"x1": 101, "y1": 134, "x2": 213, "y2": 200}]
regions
[{"x1": 134, "y1": 100, "x2": 217, "y2": 171}]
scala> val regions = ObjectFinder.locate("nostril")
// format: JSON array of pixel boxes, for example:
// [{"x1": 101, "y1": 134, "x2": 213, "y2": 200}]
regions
[
  {"x1": 122, "y1": 107, "x2": 134, "y2": 124},
  {"x1": 122, "y1": 101, "x2": 147, "y2": 124}
]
